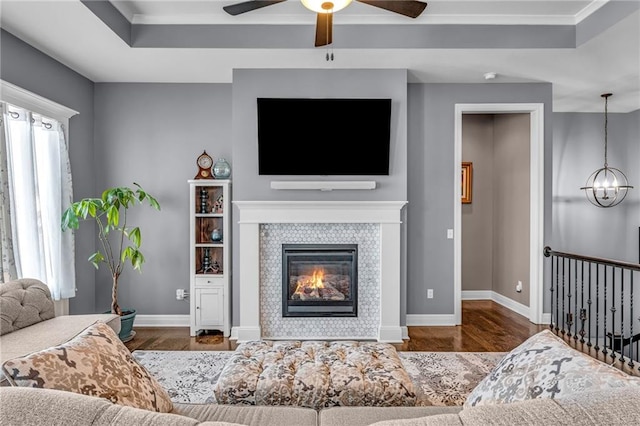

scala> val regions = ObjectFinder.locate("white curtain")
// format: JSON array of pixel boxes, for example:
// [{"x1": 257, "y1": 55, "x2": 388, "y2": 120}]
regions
[
  {"x1": 0, "y1": 105, "x2": 18, "y2": 282},
  {"x1": 0, "y1": 102, "x2": 75, "y2": 299}
]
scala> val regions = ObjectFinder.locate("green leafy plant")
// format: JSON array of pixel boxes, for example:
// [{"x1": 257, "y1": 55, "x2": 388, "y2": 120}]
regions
[{"x1": 62, "y1": 183, "x2": 160, "y2": 315}]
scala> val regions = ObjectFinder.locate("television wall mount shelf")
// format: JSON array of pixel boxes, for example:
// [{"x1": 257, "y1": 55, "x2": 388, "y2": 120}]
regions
[{"x1": 270, "y1": 181, "x2": 377, "y2": 191}]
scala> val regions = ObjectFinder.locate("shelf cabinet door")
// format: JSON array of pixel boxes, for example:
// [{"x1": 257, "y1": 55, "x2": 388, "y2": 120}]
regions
[{"x1": 195, "y1": 287, "x2": 224, "y2": 328}]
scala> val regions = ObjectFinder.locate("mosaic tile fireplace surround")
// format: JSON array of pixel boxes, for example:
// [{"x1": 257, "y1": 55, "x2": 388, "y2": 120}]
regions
[{"x1": 233, "y1": 201, "x2": 407, "y2": 343}]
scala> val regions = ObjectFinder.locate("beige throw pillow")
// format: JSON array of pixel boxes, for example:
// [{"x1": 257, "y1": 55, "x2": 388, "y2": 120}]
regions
[
  {"x1": 1, "y1": 321, "x2": 173, "y2": 413},
  {"x1": 464, "y1": 329, "x2": 640, "y2": 408}
]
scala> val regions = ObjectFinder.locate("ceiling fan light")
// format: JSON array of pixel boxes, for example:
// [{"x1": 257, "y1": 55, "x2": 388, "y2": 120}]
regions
[{"x1": 301, "y1": 0, "x2": 352, "y2": 13}]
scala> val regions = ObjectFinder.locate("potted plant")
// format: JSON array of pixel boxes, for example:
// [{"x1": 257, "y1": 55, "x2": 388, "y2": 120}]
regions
[{"x1": 62, "y1": 183, "x2": 160, "y2": 342}]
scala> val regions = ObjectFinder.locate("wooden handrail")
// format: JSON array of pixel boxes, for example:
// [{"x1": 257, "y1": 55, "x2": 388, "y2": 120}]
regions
[{"x1": 544, "y1": 246, "x2": 640, "y2": 272}]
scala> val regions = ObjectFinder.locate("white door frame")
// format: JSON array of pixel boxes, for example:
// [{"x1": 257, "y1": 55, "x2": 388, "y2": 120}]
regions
[{"x1": 454, "y1": 103, "x2": 545, "y2": 325}]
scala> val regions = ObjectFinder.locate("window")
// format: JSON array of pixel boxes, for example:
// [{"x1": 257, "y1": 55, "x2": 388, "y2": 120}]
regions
[{"x1": 0, "y1": 80, "x2": 78, "y2": 305}]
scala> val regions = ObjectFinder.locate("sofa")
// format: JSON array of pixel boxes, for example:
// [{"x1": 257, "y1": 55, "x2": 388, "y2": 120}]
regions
[
  {"x1": 2, "y1": 280, "x2": 640, "y2": 426},
  {"x1": 0, "y1": 278, "x2": 120, "y2": 385},
  {"x1": 1, "y1": 386, "x2": 640, "y2": 425}
]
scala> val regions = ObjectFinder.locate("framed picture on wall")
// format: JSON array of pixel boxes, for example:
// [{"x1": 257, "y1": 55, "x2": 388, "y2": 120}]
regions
[{"x1": 462, "y1": 162, "x2": 473, "y2": 204}]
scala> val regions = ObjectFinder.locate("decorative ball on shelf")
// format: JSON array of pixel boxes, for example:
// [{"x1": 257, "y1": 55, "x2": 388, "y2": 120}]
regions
[
  {"x1": 213, "y1": 158, "x2": 231, "y2": 179},
  {"x1": 211, "y1": 228, "x2": 222, "y2": 242}
]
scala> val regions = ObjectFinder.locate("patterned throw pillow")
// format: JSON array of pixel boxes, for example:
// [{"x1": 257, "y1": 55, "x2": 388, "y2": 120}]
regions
[
  {"x1": 1, "y1": 321, "x2": 173, "y2": 413},
  {"x1": 464, "y1": 329, "x2": 640, "y2": 407}
]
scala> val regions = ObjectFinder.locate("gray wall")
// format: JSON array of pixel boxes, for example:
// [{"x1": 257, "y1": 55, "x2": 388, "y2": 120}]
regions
[
  {"x1": 625, "y1": 110, "x2": 640, "y2": 263},
  {"x1": 93, "y1": 83, "x2": 232, "y2": 314},
  {"x1": 407, "y1": 83, "x2": 553, "y2": 316},
  {"x1": 492, "y1": 114, "x2": 530, "y2": 305},
  {"x1": 4, "y1": 27, "x2": 638, "y2": 323},
  {"x1": 0, "y1": 29, "x2": 96, "y2": 314},
  {"x1": 231, "y1": 69, "x2": 408, "y2": 202},
  {"x1": 230, "y1": 69, "x2": 409, "y2": 326},
  {"x1": 553, "y1": 109, "x2": 639, "y2": 263},
  {"x1": 462, "y1": 115, "x2": 494, "y2": 292}
]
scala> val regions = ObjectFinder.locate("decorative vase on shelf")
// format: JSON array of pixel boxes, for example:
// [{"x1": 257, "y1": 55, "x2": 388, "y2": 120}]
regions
[
  {"x1": 213, "y1": 158, "x2": 231, "y2": 179},
  {"x1": 211, "y1": 228, "x2": 222, "y2": 242}
]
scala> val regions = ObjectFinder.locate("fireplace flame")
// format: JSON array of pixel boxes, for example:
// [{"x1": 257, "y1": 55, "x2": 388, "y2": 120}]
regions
[{"x1": 294, "y1": 268, "x2": 325, "y2": 298}]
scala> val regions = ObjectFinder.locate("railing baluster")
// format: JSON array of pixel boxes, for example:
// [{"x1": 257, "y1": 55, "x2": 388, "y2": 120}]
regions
[
  {"x1": 629, "y1": 271, "x2": 637, "y2": 368},
  {"x1": 544, "y1": 247, "x2": 640, "y2": 369},
  {"x1": 555, "y1": 256, "x2": 559, "y2": 332},
  {"x1": 580, "y1": 260, "x2": 586, "y2": 344},
  {"x1": 567, "y1": 258, "x2": 573, "y2": 338},
  {"x1": 560, "y1": 258, "x2": 567, "y2": 336},
  {"x1": 550, "y1": 254, "x2": 555, "y2": 330},
  {"x1": 620, "y1": 268, "x2": 624, "y2": 363},
  {"x1": 603, "y1": 265, "x2": 608, "y2": 357},
  {"x1": 587, "y1": 261, "x2": 592, "y2": 347},
  {"x1": 610, "y1": 266, "x2": 617, "y2": 361},
  {"x1": 595, "y1": 263, "x2": 600, "y2": 352},
  {"x1": 574, "y1": 258, "x2": 578, "y2": 340}
]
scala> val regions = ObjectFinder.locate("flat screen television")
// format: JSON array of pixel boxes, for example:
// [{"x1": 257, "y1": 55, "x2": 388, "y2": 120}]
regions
[{"x1": 257, "y1": 98, "x2": 391, "y2": 175}]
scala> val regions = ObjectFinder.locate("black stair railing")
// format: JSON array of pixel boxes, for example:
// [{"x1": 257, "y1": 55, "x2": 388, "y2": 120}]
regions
[{"x1": 544, "y1": 246, "x2": 640, "y2": 370}]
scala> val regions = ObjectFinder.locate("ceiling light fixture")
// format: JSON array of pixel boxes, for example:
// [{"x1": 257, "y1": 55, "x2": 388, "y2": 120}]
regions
[
  {"x1": 580, "y1": 93, "x2": 633, "y2": 208},
  {"x1": 301, "y1": 0, "x2": 352, "y2": 13},
  {"x1": 223, "y1": 1, "x2": 428, "y2": 49}
]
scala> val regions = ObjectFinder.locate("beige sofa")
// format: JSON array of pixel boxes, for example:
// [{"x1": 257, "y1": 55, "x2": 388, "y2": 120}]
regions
[
  {"x1": 3, "y1": 279, "x2": 640, "y2": 425},
  {"x1": 1, "y1": 386, "x2": 639, "y2": 425},
  {"x1": 0, "y1": 278, "x2": 120, "y2": 384}
]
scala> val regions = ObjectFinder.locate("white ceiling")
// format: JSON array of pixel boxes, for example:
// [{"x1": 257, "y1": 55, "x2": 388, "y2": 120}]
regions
[{"x1": 1, "y1": 0, "x2": 639, "y2": 112}]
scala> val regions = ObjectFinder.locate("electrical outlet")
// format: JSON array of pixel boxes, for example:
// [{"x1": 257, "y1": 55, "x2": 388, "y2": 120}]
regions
[
  {"x1": 427, "y1": 289, "x2": 434, "y2": 299},
  {"x1": 516, "y1": 281, "x2": 523, "y2": 293},
  {"x1": 176, "y1": 289, "x2": 185, "y2": 300},
  {"x1": 447, "y1": 229, "x2": 454, "y2": 239}
]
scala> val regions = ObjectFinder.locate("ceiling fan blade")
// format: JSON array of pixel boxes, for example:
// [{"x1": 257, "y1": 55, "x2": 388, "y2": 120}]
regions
[
  {"x1": 315, "y1": 12, "x2": 333, "y2": 47},
  {"x1": 223, "y1": 0, "x2": 286, "y2": 16},
  {"x1": 356, "y1": 0, "x2": 427, "y2": 18}
]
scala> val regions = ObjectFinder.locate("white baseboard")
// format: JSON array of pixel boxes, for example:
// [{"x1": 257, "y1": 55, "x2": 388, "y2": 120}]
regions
[
  {"x1": 461, "y1": 290, "x2": 530, "y2": 319},
  {"x1": 378, "y1": 326, "x2": 404, "y2": 343},
  {"x1": 409, "y1": 292, "x2": 545, "y2": 326},
  {"x1": 491, "y1": 292, "x2": 529, "y2": 318},
  {"x1": 234, "y1": 326, "x2": 262, "y2": 342},
  {"x1": 230, "y1": 327, "x2": 239, "y2": 341},
  {"x1": 406, "y1": 314, "x2": 457, "y2": 326},
  {"x1": 401, "y1": 326, "x2": 409, "y2": 340},
  {"x1": 134, "y1": 314, "x2": 190, "y2": 327},
  {"x1": 461, "y1": 290, "x2": 492, "y2": 300},
  {"x1": 540, "y1": 313, "x2": 551, "y2": 325}
]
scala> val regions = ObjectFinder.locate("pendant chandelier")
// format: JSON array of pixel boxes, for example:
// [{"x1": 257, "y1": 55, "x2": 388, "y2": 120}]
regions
[{"x1": 580, "y1": 93, "x2": 633, "y2": 208}]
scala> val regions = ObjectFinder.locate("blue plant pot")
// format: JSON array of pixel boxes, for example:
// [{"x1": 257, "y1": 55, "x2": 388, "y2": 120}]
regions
[
  {"x1": 118, "y1": 309, "x2": 137, "y2": 342},
  {"x1": 104, "y1": 308, "x2": 137, "y2": 342}
]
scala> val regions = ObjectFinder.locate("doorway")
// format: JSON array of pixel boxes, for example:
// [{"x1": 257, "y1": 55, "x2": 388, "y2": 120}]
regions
[{"x1": 454, "y1": 103, "x2": 545, "y2": 325}]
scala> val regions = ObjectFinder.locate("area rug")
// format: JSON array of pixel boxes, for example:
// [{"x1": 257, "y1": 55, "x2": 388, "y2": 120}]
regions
[{"x1": 132, "y1": 350, "x2": 505, "y2": 406}]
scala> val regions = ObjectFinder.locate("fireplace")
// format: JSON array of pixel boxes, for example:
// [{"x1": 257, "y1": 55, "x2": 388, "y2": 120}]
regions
[{"x1": 282, "y1": 244, "x2": 357, "y2": 317}]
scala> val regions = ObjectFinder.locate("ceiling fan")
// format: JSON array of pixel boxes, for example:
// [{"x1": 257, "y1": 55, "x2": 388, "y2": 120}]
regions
[{"x1": 223, "y1": 0, "x2": 428, "y2": 47}]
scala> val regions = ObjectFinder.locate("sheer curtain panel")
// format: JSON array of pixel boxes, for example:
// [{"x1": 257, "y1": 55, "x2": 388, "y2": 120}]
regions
[{"x1": 0, "y1": 102, "x2": 75, "y2": 299}]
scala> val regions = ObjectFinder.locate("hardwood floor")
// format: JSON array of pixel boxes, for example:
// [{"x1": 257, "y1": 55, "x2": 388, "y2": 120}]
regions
[
  {"x1": 125, "y1": 300, "x2": 545, "y2": 352},
  {"x1": 395, "y1": 300, "x2": 545, "y2": 352}
]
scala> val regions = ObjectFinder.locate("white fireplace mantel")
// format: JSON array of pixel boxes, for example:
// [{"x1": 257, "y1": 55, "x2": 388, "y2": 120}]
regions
[{"x1": 232, "y1": 200, "x2": 408, "y2": 343}]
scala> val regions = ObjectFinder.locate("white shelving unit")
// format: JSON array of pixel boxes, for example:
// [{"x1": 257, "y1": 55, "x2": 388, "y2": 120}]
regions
[{"x1": 188, "y1": 179, "x2": 231, "y2": 337}]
